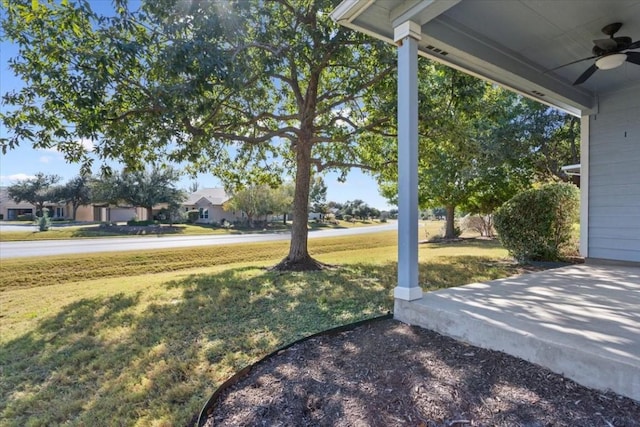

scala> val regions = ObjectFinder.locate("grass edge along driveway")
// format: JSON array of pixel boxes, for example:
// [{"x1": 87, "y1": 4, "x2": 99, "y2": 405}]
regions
[{"x1": 0, "y1": 231, "x2": 525, "y2": 426}]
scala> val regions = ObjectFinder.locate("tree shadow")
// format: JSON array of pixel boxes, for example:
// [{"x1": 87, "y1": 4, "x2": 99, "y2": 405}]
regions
[
  {"x1": 1, "y1": 257, "x2": 527, "y2": 426},
  {"x1": 421, "y1": 238, "x2": 504, "y2": 249},
  {"x1": 70, "y1": 225, "x2": 187, "y2": 237}
]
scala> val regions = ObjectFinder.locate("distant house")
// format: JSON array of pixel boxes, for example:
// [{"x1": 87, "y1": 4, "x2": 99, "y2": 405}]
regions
[
  {"x1": 182, "y1": 188, "x2": 243, "y2": 224},
  {"x1": 0, "y1": 187, "x2": 36, "y2": 220},
  {"x1": 0, "y1": 187, "x2": 70, "y2": 220},
  {"x1": 0, "y1": 186, "x2": 146, "y2": 222}
]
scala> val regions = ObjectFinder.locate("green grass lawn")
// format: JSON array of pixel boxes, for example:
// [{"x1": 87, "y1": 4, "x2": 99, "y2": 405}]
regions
[
  {"x1": 0, "y1": 219, "x2": 385, "y2": 241},
  {"x1": 0, "y1": 230, "x2": 522, "y2": 426}
]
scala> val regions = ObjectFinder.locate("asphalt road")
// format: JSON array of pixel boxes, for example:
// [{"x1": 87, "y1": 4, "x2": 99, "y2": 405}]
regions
[{"x1": 0, "y1": 222, "x2": 397, "y2": 259}]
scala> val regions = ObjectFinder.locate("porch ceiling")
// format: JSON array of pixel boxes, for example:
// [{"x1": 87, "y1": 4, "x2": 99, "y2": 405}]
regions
[{"x1": 331, "y1": 0, "x2": 640, "y2": 115}]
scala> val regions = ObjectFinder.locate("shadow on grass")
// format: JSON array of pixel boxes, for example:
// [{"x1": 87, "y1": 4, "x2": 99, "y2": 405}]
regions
[
  {"x1": 70, "y1": 226, "x2": 187, "y2": 237},
  {"x1": 0, "y1": 256, "x2": 524, "y2": 426},
  {"x1": 421, "y1": 238, "x2": 504, "y2": 250}
]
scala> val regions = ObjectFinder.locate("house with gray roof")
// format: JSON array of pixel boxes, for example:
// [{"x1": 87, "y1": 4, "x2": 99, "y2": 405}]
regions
[{"x1": 182, "y1": 188, "x2": 243, "y2": 224}]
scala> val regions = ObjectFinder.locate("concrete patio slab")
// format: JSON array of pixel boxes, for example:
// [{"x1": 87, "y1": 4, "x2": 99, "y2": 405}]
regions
[{"x1": 395, "y1": 264, "x2": 640, "y2": 402}]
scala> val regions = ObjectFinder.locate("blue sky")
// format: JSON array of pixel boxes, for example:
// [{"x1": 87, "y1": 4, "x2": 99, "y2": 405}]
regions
[{"x1": 0, "y1": 2, "x2": 394, "y2": 210}]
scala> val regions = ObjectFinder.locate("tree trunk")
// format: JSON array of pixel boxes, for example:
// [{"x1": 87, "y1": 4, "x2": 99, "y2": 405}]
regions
[
  {"x1": 444, "y1": 205, "x2": 456, "y2": 239},
  {"x1": 283, "y1": 213, "x2": 287, "y2": 225},
  {"x1": 146, "y1": 207, "x2": 153, "y2": 222},
  {"x1": 36, "y1": 202, "x2": 45, "y2": 218},
  {"x1": 272, "y1": 140, "x2": 327, "y2": 271},
  {"x1": 72, "y1": 204, "x2": 79, "y2": 221}
]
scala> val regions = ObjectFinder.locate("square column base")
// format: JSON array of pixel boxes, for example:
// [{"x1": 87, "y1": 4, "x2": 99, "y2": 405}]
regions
[{"x1": 394, "y1": 285, "x2": 423, "y2": 301}]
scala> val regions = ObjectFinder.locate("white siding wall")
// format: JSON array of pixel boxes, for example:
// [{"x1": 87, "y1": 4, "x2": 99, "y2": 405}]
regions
[{"x1": 588, "y1": 84, "x2": 640, "y2": 262}]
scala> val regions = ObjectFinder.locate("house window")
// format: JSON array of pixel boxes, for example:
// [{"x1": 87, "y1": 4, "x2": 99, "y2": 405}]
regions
[
  {"x1": 199, "y1": 208, "x2": 209, "y2": 219},
  {"x1": 185, "y1": 207, "x2": 189, "y2": 212},
  {"x1": 56, "y1": 207, "x2": 64, "y2": 218}
]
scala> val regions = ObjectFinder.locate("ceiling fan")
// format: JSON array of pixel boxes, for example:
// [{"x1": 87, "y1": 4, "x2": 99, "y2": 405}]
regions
[{"x1": 551, "y1": 22, "x2": 640, "y2": 85}]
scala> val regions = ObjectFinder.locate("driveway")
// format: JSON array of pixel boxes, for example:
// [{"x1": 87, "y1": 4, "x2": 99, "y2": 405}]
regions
[{"x1": 0, "y1": 222, "x2": 397, "y2": 259}]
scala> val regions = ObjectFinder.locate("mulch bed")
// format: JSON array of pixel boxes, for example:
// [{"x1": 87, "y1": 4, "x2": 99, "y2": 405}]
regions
[{"x1": 205, "y1": 318, "x2": 640, "y2": 427}]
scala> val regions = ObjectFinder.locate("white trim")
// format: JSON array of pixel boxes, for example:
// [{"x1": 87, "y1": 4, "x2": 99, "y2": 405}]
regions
[
  {"x1": 331, "y1": 2, "x2": 596, "y2": 116},
  {"x1": 418, "y1": 17, "x2": 594, "y2": 115},
  {"x1": 561, "y1": 163, "x2": 581, "y2": 175},
  {"x1": 329, "y1": 0, "x2": 373, "y2": 23},
  {"x1": 394, "y1": 21, "x2": 422, "y2": 43},
  {"x1": 391, "y1": 0, "x2": 461, "y2": 28},
  {"x1": 580, "y1": 115, "x2": 589, "y2": 258},
  {"x1": 394, "y1": 285, "x2": 423, "y2": 301}
]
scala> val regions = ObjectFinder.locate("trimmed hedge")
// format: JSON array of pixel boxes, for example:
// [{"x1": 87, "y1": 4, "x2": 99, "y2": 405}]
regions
[{"x1": 494, "y1": 182, "x2": 579, "y2": 261}]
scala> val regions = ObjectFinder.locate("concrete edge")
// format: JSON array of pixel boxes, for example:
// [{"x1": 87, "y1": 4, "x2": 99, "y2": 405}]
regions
[{"x1": 394, "y1": 298, "x2": 640, "y2": 402}]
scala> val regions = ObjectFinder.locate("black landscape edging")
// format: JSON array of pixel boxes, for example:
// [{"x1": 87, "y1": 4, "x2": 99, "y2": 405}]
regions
[{"x1": 194, "y1": 312, "x2": 394, "y2": 427}]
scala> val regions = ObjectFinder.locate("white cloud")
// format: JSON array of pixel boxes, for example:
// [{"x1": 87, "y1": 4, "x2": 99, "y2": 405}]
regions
[
  {"x1": 0, "y1": 173, "x2": 37, "y2": 185},
  {"x1": 78, "y1": 138, "x2": 95, "y2": 151},
  {"x1": 39, "y1": 156, "x2": 52, "y2": 164},
  {"x1": 41, "y1": 138, "x2": 95, "y2": 153}
]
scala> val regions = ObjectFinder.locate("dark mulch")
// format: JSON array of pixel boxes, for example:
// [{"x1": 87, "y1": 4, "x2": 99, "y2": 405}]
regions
[{"x1": 205, "y1": 318, "x2": 640, "y2": 427}]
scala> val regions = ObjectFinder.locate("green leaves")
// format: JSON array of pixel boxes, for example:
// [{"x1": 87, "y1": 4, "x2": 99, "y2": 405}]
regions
[
  {"x1": 6, "y1": 172, "x2": 62, "y2": 216},
  {"x1": 2, "y1": 0, "x2": 398, "y2": 266},
  {"x1": 494, "y1": 183, "x2": 579, "y2": 261}
]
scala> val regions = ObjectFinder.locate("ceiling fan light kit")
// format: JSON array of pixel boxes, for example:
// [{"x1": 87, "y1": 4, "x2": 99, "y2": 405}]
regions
[
  {"x1": 595, "y1": 53, "x2": 627, "y2": 70},
  {"x1": 548, "y1": 22, "x2": 639, "y2": 85}
]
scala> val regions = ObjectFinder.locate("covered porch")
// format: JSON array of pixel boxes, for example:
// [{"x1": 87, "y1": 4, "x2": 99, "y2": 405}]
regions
[
  {"x1": 396, "y1": 263, "x2": 640, "y2": 401},
  {"x1": 332, "y1": 0, "x2": 640, "y2": 402}
]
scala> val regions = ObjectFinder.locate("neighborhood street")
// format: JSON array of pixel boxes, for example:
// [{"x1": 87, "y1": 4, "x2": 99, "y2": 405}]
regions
[{"x1": 0, "y1": 222, "x2": 397, "y2": 259}]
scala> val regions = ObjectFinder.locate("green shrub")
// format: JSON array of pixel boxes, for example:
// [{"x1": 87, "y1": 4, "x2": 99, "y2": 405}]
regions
[
  {"x1": 187, "y1": 210, "x2": 200, "y2": 224},
  {"x1": 37, "y1": 209, "x2": 51, "y2": 231},
  {"x1": 494, "y1": 182, "x2": 579, "y2": 261}
]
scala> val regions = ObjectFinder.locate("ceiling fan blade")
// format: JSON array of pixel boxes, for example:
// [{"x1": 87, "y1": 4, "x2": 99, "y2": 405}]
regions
[
  {"x1": 546, "y1": 55, "x2": 598, "y2": 73},
  {"x1": 573, "y1": 64, "x2": 598, "y2": 85},
  {"x1": 594, "y1": 38, "x2": 618, "y2": 50},
  {"x1": 626, "y1": 51, "x2": 640, "y2": 65},
  {"x1": 627, "y1": 40, "x2": 640, "y2": 50}
]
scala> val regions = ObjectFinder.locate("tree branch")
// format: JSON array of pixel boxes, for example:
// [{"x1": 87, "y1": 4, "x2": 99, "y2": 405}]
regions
[{"x1": 106, "y1": 106, "x2": 163, "y2": 122}]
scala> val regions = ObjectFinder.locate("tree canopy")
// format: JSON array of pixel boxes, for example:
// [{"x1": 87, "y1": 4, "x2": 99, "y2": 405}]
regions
[
  {"x1": 366, "y1": 60, "x2": 577, "y2": 238},
  {"x1": 367, "y1": 62, "x2": 533, "y2": 238},
  {"x1": 224, "y1": 182, "x2": 294, "y2": 227},
  {"x1": 1, "y1": 0, "x2": 395, "y2": 270},
  {"x1": 93, "y1": 167, "x2": 185, "y2": 220},
  {"x1": 57, "y1": 175, "x2": 92, "y2": 220},
  {"x1": 7, "y1": 172, "x2": 61, "y2": 216}
]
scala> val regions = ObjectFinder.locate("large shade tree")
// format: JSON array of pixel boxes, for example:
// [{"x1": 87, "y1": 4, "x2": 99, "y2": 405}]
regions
[
  {"x1": 514, "y1": 99, "x2": 580, "y2": 183},
  {"x1": 93, "y1": 167, "x2": 185, "y2": 220},
  {"x1": 7, "y1": 172, "x2": 61, "y2": 217},
  {"x1": 368, "y1": 62, "x2": 531, "y2": 238},
  {"x1": 57, "y1": 175, "x2": 92, "y2": 220},
  {"x1": 1, "y1": 0, "x2": 395, "y2": 270}
]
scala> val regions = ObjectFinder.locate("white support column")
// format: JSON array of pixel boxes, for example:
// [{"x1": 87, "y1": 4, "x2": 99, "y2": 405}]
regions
[
  {"x1": 394, "y1": 21, "x2": 423, "y2": 301},
  {"x1": 579, "y1": 115, "x2": 589, "y2": 258}
]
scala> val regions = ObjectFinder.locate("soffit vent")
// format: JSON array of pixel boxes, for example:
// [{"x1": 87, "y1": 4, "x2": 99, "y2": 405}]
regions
[
  {"x1": 531, "y1": 90, "x2": 545, "y2": 97},
  {"x1": 425, "y1": 44, "x2": 449, "y2": 56}
]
